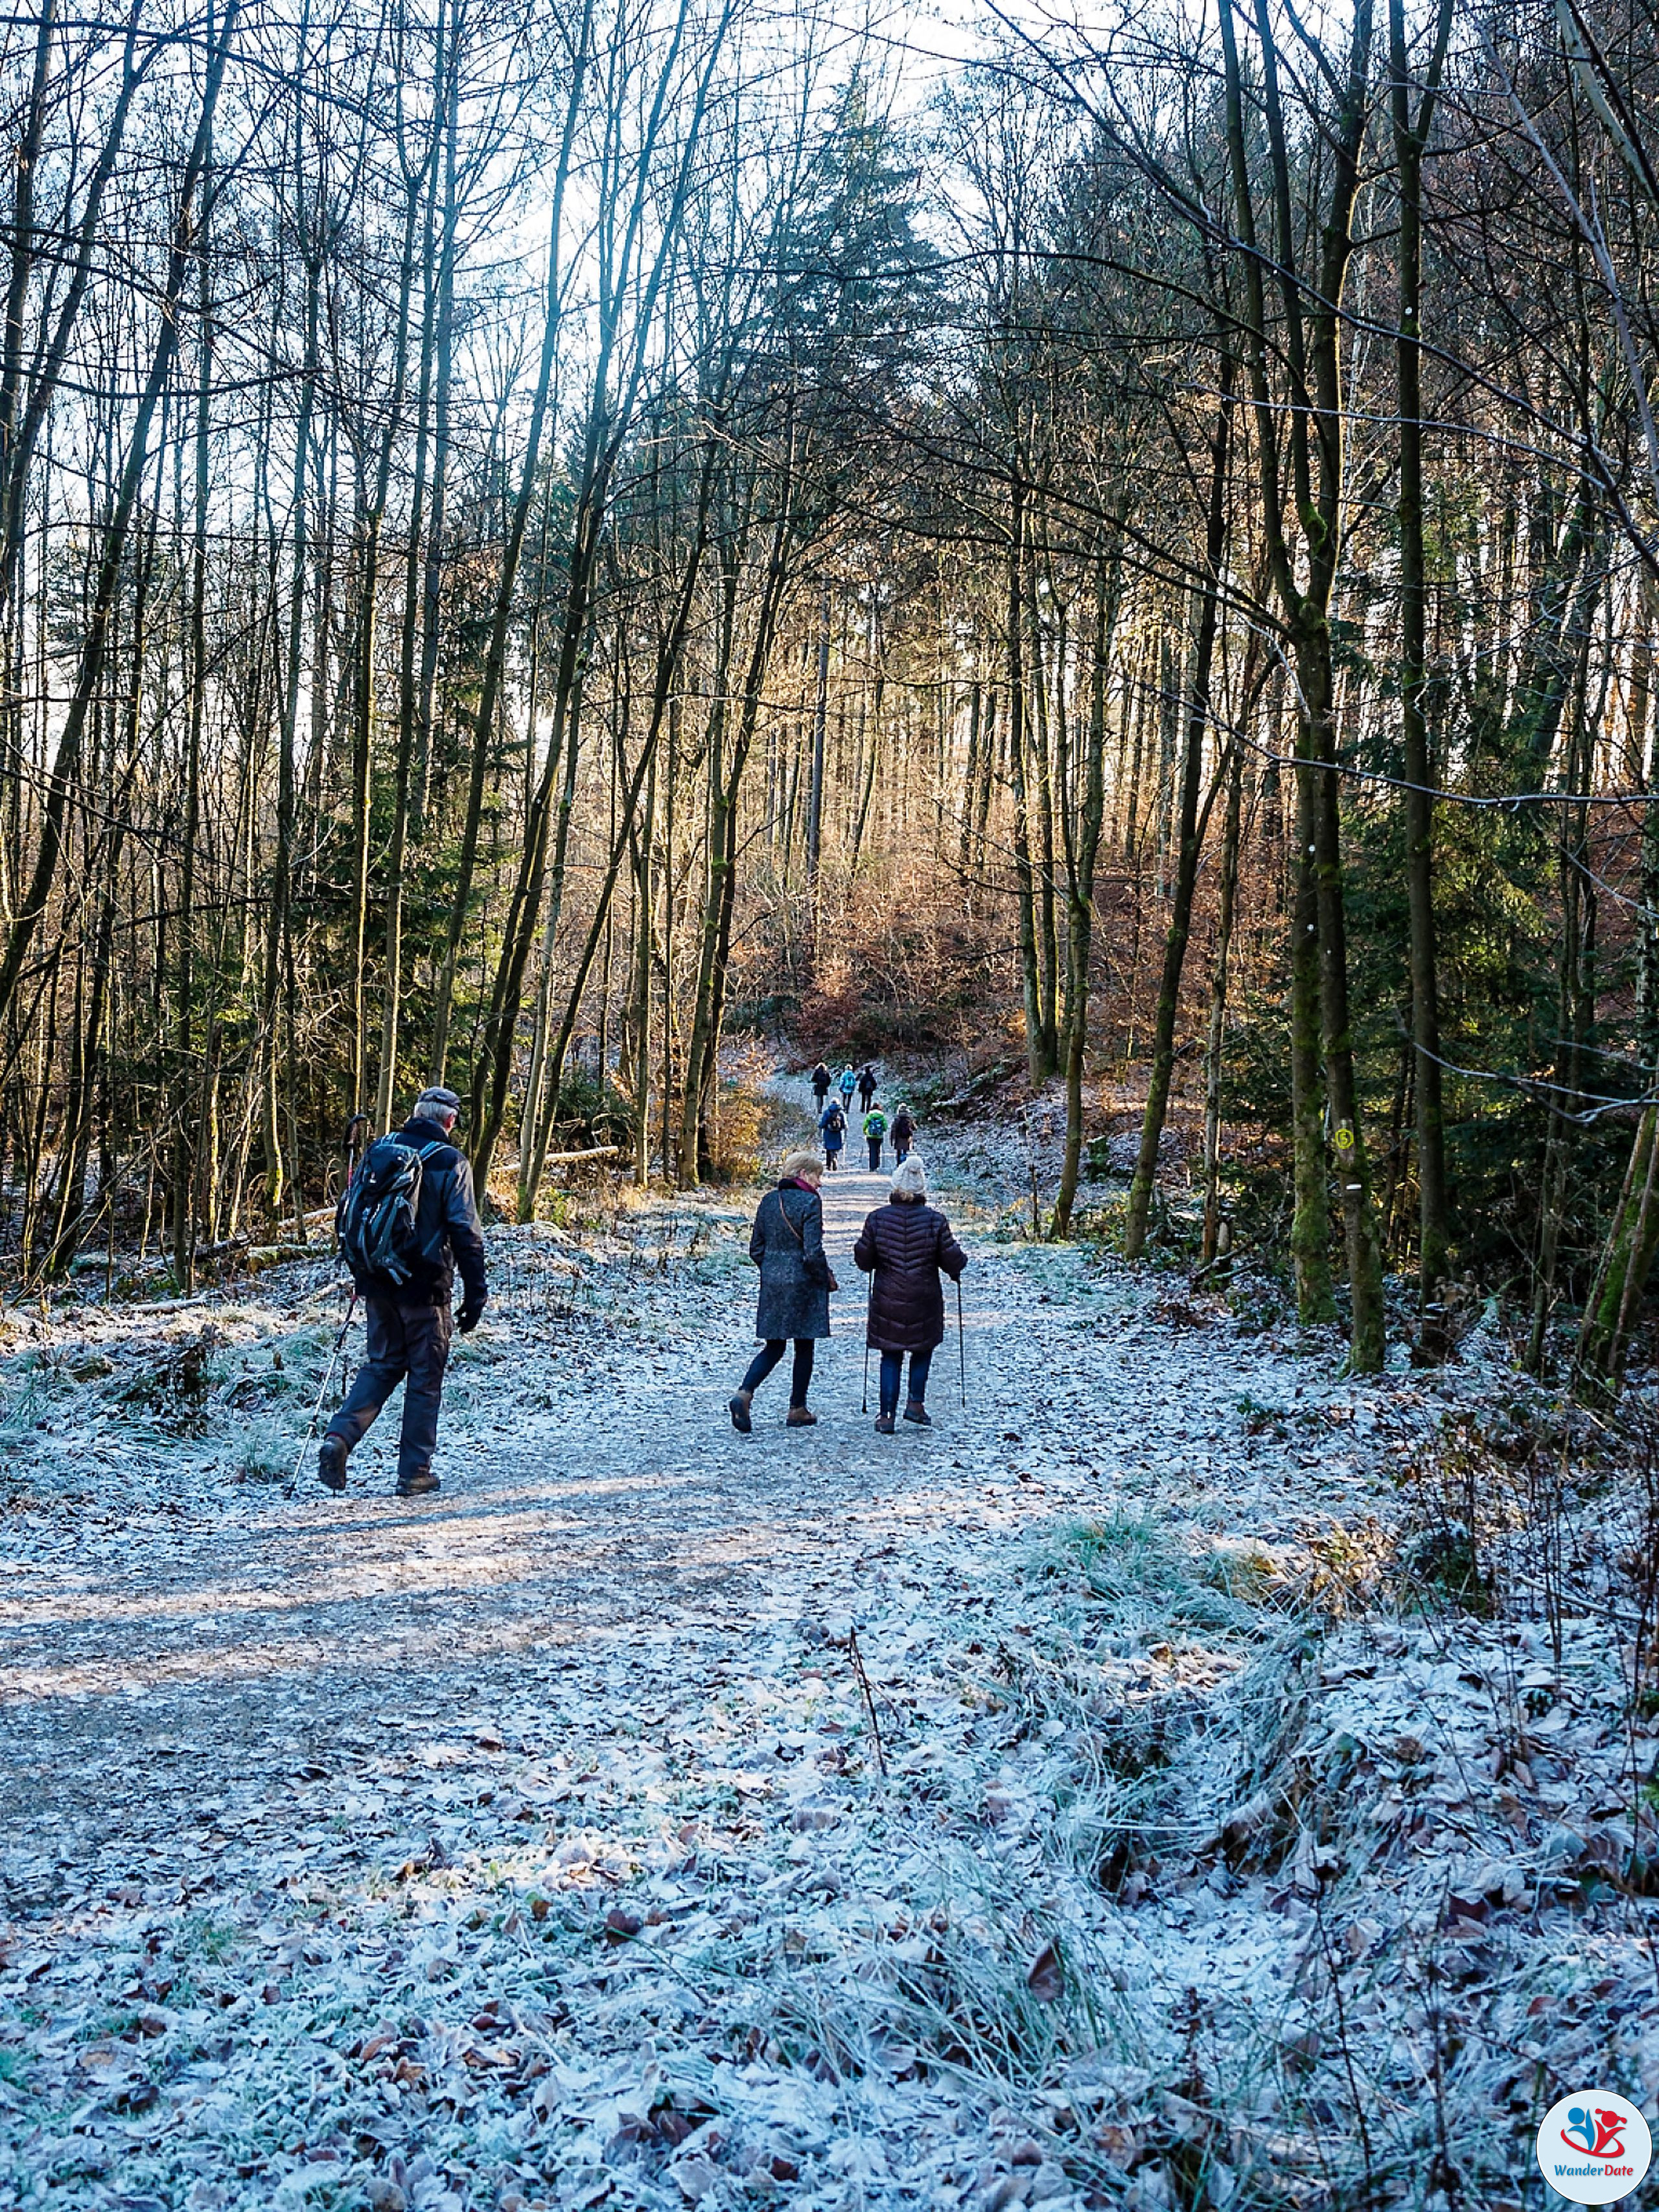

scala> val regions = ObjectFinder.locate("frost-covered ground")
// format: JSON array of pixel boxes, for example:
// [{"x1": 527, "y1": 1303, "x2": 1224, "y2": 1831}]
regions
[{"x1": 0, "y1": 1099, "x2": 1654, "y2": 2210}]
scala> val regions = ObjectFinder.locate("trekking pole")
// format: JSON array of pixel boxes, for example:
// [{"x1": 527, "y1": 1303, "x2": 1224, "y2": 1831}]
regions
[
  {"x1": 286, "y1": 1112, "x2": 369, "y2": 1499},
  {"x1": 283, "y1": 1286, "x2": 358, "y2": 1498},
  {"x1": 862, "y1": 1266, "x2": 874, "y2": 1413},
  {"x1": 956, "y1": 1274, "x2": 966, "y2": 1407}
]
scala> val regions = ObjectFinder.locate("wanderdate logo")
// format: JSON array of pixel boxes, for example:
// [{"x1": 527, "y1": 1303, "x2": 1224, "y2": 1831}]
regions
[{"x1": 1536, "y1": 2090, "x2": 1652, "y2": 2205}]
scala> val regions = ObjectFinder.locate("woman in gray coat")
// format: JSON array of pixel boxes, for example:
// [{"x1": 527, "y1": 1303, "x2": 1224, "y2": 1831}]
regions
[{"x1": 730, "y1": 1149, "x2": 837, "y2": 1432}]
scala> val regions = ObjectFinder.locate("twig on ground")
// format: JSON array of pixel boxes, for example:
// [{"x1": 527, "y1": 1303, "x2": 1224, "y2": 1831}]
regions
[{"x1": 847, "y1": 1624, "x2": 888, "y2": 1779}]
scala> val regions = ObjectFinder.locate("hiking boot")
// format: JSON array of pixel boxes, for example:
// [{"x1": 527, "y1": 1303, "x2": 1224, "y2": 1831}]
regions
[
  {"x1": 317, "y1": 1434, "x2": 348, "y2": 1492},
  {"x1": 874, "y1": 1411, "x2": 896, "y2": 1435},
  {"x1": 903, "y1": 1400, "x2": 933, "y2": 1427},
  {"x1": 785, "y1": 1405, "x2": 817, "y2": 1427},
  {"x1": 729, "y1": 1389, "x2": 754, "y2": 1435},
  {"x1": 395, "y1": 1469, "x2": 440, "y2": 1498}
]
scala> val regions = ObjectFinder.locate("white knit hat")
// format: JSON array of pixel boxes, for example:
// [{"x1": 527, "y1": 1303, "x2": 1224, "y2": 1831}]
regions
[{"x1": 890, "y1": 1154, "x2": 927, "y2": 1196}]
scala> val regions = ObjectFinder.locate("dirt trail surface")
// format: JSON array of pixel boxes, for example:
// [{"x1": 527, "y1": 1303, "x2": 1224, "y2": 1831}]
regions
[{"x1": 0, "y1": 1141, "x2": 1655, "y2": 2209}]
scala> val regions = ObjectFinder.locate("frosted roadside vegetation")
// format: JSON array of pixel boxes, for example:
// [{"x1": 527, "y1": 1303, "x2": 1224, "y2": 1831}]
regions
[{"x1": 0, "y1": 1077, "x2": 1653, "y2": 2210}]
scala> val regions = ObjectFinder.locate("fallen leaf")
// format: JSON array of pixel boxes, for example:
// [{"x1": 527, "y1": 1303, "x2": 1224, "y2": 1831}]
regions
[{"x1": 1026, "y1": 1940, "x2": 1063, "y2": 2003}]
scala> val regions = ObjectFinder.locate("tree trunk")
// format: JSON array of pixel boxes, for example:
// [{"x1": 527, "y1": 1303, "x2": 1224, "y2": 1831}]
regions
[
  {"x1": 1006, "y1": 479, "x2": 1047, "y2": 1082},
  {"x1": 679, "y1": 488, "x2": 796, "y2": 1183},
  {"x1": 0, "y1": 7, "x2": 237, "y2": 1038},
  {"x1": 1052, "y1": 543, "x2": 1118, "y2": 1237},
  {"x1": 432, "y1": 13, "x2": 592, "y2": 1085},
  {"x1": 1201, "y1": 741, "x2": 1246, "y2": 1266},
  {"x1": 1391, "y1": 0, "x2": 1455, "y2": 1347},
  {"x1": 172, "y1": 137, "x2": 213, "y2": 1285},
  {"x1": 1124, "y1": 349, "x2": 1233, "y2": 1259},
  {"x1": 1288, "y1": 756, "x2": 1335, "y2": 1320}
]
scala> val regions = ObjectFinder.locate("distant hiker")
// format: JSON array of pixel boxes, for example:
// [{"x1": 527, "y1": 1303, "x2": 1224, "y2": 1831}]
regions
[
  {"x1": 811, "y1": 1061, "x2": 832, "y2": 1109},
  {"x1": 839, "y1": 1064, "x2": 857, "y2": 1115},
  {"x1": 731, "y1": 1149, "x2": 836, "y2": 1432},
  {"x1": 818, "y1": 1099, "x2": 847, "y2": 1169},
  {"x1": 854, "y1": 1153, "x2": 966, "y2": 1435},
  {"x1": 857, "y1": 1064, "x2": 877, "y2": 1112},
  {"x1": 321, "y1": 1086, "x2": 487, "y2": 1499},
  {"x1": 863, "y1": 1104, "x2": 888, "y2": 1172},
  {"x1": 891, "y1": 1103, "x2": 914, "y2": 1163}
]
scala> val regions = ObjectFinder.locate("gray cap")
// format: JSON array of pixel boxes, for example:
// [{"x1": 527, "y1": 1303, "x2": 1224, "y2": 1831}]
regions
[{"x1": 415, "y1": 1086, "x2": 461, "y2": 1116}]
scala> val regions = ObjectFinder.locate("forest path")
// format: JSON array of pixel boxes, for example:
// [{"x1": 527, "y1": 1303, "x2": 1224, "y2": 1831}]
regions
[
  {"x1": 0, "y1": 1145, "x2": 1398, "y2": 2207},
  {"x1": 0, "y1": 1169, "x2": 968, "y2": 1861}
]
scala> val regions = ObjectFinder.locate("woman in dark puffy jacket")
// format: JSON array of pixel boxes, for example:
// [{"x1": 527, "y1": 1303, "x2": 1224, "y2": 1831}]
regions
[
  {"x1": 853, "y1": 1153, "x2": 966, "y2": 1433},
  {"x1": 730, "y1": 1149, "x2": 836, "y2": 1432}
]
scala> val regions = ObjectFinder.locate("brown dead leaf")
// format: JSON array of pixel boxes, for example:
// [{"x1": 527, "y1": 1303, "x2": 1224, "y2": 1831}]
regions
[
  {"x1": 1026, "y1": 1940, "x2": 1063, "y2": 2003},
  {"x1": 1093, "y1": 2121, "x2": 1138, "y2": 2169}
]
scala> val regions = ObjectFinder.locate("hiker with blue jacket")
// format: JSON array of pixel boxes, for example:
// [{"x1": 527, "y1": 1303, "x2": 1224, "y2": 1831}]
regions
[
  {"x1": 818, "y1": 1097, "x2": 848, "y2": 1169},
  {"x1": 319, "y1": 1086, "x2": 487, "y2": 1499}
]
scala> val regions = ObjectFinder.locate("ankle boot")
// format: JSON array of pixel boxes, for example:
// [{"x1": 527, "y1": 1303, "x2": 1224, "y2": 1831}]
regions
[
  {"x1": 874, "y1": 1410, "x2": 896, "y2": 1434},
  {"x1": 903, "y1": 1400, "x2": 932, "y2": 1426},
  {"x1": 786, "y1": 1404, "x2": 817, "y2": 1427},
  {"x1": 317, "y1": 1434, "x2": 348, "y2": 1492},
  {"x1": 729, "y1": 1389, "x2": 754, "y2": 1434}
]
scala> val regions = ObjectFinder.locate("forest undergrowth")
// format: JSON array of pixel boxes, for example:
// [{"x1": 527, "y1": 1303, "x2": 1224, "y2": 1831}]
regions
[{"x1": 0, "y1": 1088, "x2": 1654, "y2": 2210}]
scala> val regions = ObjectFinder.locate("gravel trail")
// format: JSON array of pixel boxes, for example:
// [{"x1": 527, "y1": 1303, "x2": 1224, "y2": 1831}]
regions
[{"x1": 1, "y1": 1148, "x2": 1643, "y2": 2210}]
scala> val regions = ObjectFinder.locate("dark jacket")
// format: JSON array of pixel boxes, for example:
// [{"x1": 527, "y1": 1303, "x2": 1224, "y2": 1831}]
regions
[
  {"x1": 854, "y1": 1194, "x2": 966, "y2": 1351},
  {"x1": 892, "y1": 1108, "x2": 914, "y2": 1143},
  {"x1": 811, "y1": 1064, "x2": 831, "y2": 1094},
  {"x1": 363, "y1": 1115, "x2": 487, "y2": 1309},
  {"x1": 749, "y1": 1178, "x2": 833, "y2": 1340}
]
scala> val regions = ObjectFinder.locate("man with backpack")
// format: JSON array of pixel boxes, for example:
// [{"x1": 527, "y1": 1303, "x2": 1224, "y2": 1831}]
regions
[
  {"x1": 320, "y1": 1086, "x2": 487, "y2": 1499},
  {"x1": 818, "y1": 1097, "x2": 847, "y2": 1169},
  {"x1": 862, "y1": 1103, "x2": 888, "y2": 1172}
]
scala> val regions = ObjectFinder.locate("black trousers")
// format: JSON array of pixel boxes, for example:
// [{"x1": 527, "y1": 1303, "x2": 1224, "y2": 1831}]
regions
[
  {"x1": 329, "y1": 1292, "x2": 452, "y2": 1485},
  {"x1": 866, "y1": 1138, "x2": 883, "y2": 1170},
  {"x1": 741, "y1": 1338, "x2": 816, "y2": 1405}
]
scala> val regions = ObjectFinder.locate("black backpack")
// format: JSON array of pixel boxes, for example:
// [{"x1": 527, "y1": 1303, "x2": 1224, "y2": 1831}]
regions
[{"x1": 337, "y1": 1135, "x2": 445, "y2": 1286}]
